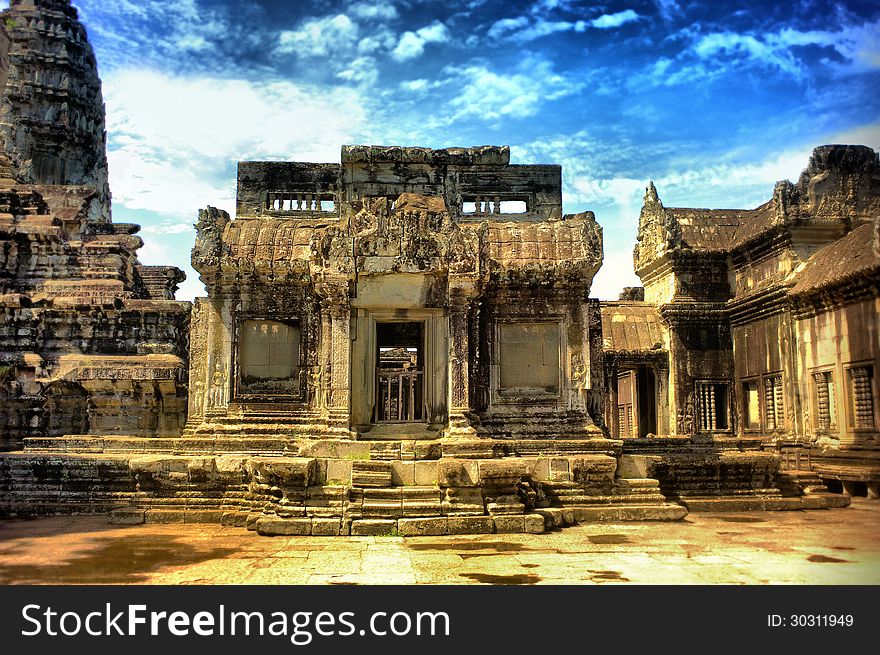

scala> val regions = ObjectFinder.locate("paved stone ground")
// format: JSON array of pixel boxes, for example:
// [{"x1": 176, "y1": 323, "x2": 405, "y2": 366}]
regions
[{"x1": 0, "y1": 499, "x2": 878, "y2": 585}]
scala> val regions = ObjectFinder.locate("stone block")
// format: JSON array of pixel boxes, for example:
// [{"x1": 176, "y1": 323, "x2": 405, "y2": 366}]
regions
[
  {"x1": 438, "y1": 460, "x2": 478, "y2": 487},
  {"x1": 109, "y1": 508, "x2": 145, "y2": 524},
  {"x1": 221, "y1": 511, "x2": 248, "y2": 527},
  {"x1": 245, "y1": 512, "x2": 263, "y2": 531},
  {"x1": 391, "y1": 461, "x2": 415, "y2": 485},
  {"x1": 493, "y1": 515, "x2": 525, "y2": 533},
  {"x1": 531, "y1": 458, "x2": 550, "y2": 481},
  {"x1": 129, "y1": 456, "x2": 188, "y2": 474},
  {"x1": 569, "y1": 455, "x2": 617, "y2": 484},
  {"x1": 247, "y1": 457, "x2": 316, "y2": 488},
  {"x1": 414, "y1": 460, "x2": 438, "y2": 485},
  {"x1": 299, "y1": 440, "x2": 371, "y2": 460},
  {"x1": 397, "y1": 517, "x2": 448, "y2": 536},
  {"x1": 617, "y1": 455, "x2": 661, "y2": 479},
  {"x1": 447, "y1": 516, "x2": 495, "y2": 534},
  {"x1": 350, "y1": 519, "x2": 398, "y2": 536},
  {"x1": 441, "y1": 486, "x2": 484, "y2": 515},
  {"x1": 524, "y1": 513, "x2": 546, "y2": 534},
  {"x1": 478, "y1": 459, "x2": 528, "y2": 485},
  {"x1": 184, "y1": 510, "x2": 224, "y2": 523},
  {"x1": 325, "y1": 459, "x2": 352, "y2": 485},
  {"x1": 255, "y1": 516, "x2": 312, "y2": 536},
  {"x1": 549, "y1": 458, "x2": 571, "y2": 482},
  {"x1": 144, "y1": 509, "x2": 187, "y2": 523},
  {"x1": 411, "y1": 441, "x2": 442, "y2": 460},
  {"x1": 312, "y1": 518, "x2": 342, "y2": 536}
]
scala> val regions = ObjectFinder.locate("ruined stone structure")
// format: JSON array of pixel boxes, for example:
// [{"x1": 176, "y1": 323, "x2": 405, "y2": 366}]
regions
[
  {"x1": 0, "y1": 0, "x2": 188, "y2": 452},
  {"x1": 603, "y1": 145, "x2": 880, "y2": 501},
  {"x1": 0, "y1": 0, "x2": 866, "y2": 536}
]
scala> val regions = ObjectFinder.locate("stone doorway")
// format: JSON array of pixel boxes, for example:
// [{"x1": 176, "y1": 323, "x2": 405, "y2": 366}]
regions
[
  {"x1": 616, "y1": 365, "x2": 657, "y2": 438},
  {"x1": 373, "y1": 321, "x2": 425, "y2": 423}
]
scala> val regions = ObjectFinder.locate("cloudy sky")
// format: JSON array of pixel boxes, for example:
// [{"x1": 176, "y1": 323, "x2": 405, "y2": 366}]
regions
[{"x1": 7, "y1": 0, "x2": 879, "y2": 299}]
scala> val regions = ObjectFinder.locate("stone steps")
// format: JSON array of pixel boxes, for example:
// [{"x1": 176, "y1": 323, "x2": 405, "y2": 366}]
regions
[{"x1": 351, "y1": 460, "x2": 393, "y2": 487}]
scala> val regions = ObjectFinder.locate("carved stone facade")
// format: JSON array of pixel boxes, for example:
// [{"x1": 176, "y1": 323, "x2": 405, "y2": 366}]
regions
[
  {"x1": 0, "y1": 0, "x2": 188, "y2": 451},
  {"x1": 187, "y1": 146, "x2": 608, "y2": 448},
  {"x1": 604, "y1": 145, "x2": 880, "y2": 500},
  {"x1": 0, "y1": 0, "x2": 864, "y2": 533}
]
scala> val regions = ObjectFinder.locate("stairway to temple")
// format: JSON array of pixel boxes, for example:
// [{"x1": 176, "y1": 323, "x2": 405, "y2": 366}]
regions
[{"x1": 2, "y1": 432, "x2": 854, "y2": 532}]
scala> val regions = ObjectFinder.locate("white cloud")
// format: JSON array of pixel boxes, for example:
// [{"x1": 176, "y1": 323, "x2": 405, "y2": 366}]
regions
[
  {"x1": 492, "y1": 18, "x2": 587, "y2": 42},
  {"x1": 654, "y1": 18, "x2": 880, "y2": 85},
  {"x1": 487, "y1": 16, "x2": 530, "y2": 39},
  {"x1": 336, "y1": 56, "x2": 379, "y2": 86},
  {"x1": 349, "y1": 1, "x2": 398, "y2": 21},
  {"x1": 654, "y1": 0, "x2": 681, "y2": 21},
  {"x1": 140, "y1": 222, "x2": 194, "y2": 235},
  {"x1": 275, "y1": 14, "x2": 359, "y2": 58},
  {"x1": 103, "y1": 69, "x2": 371, "y2": 217},
  {"x1": 694, "y1": 32, "x2": 801, "y2": 75},
  {"x1": 442, "y1": 57, "x2": 582, "y2": 123},
  {"x1": 392, "y1": 22, "x2": 450, "y2": 62},
  {"x1": 591, "y1": 249, "x2": 641, "y2": 300},
  {"x1": 488, "y1": 7, "x2": 636, "y2": 43},
  {"x1": 591, "y1": 9, "x2": 640, "y2": 30}
]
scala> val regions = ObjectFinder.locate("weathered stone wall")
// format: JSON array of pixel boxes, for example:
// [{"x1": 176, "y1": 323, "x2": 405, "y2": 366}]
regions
[
  {"x1": 0, "y1": 1, "x2": 190, "y2": 450},
  {"x1": 795, "y1": 296, "x2": 880, "y2": 447}
]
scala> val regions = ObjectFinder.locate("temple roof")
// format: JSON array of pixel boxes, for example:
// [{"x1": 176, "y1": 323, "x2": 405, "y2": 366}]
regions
[
  {"x1": 600, "y1": 302, "x2": 665, "y2": 353},
  {"x1": 790, "y1": 222, "x2": 880, "y2": 296},
  {"x1": 671, "y1": 201, "x2": 776, "y2": 251}
]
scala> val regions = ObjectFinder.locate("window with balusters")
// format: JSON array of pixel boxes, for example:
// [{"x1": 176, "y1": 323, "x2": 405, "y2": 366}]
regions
[
  {"x1": 847, "y1": 365, "x2": 876, "y2": 429},
  {"x1": 812, "y1": 370, "x2": 838, "y2": 431},
  {"x1": 763, "y1": 373, "x2": 784, "y2": 431},
  {"x1": 695, "y1": 380, "x2": 730, "y2": 431}
]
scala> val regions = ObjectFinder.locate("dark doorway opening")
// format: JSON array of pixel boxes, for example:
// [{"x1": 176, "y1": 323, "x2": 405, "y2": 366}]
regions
[
  {"x1": 374, "y1": 322, "x2": 425, "y2": 422},
  {"x1": 616, "y1": 365, "x2": 657, "y2": 438}
]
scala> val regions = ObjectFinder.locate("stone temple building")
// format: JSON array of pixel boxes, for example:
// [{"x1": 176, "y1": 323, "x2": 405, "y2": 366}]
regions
[
  {"x1": 0, "y1": 0, "x2": 875, "y2": 537},
  {"x1": 0, "y1": 0, "x2": 188, "y2": 454},
  {"x1": 602, "y1": 146, "x2": 880, "y2": 499}
]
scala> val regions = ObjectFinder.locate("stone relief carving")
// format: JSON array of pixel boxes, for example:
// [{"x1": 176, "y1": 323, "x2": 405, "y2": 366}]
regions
[{"x1": 208, "y1": 362, "x2": 228, "y2": 408}]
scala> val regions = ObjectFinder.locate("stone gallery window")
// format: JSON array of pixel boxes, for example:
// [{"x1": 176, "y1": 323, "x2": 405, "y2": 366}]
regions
[
  {"x1": 499, "y1": 322, "x2": 560, "y2": 394},
  {"x1": 812, "y1": 370, "x2": 838, "y2": 431},
  {"x1": 238, "y1": 320, "x2": 300, "y2": 396},
  {"x1": 763, "y1": 374, "x2": 784, "y2": 431},
  {"x1": 847, "y1": 365, "x2": 876, "y2": 429},
  {"x1": 742, "y1": 379, "x2": 760, "y2": 430},
  {"x1": 696, "y1": 381, "x2": 729, "y2": 431}
]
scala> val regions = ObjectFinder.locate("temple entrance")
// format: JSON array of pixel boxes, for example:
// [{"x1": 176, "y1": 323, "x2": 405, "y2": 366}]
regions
[
  {"x1": 616, "y1": 365, "x2": 657, "y2": 437},
  {"x1": 373, "y1": 321, "x2": 425, "y2": 423}
]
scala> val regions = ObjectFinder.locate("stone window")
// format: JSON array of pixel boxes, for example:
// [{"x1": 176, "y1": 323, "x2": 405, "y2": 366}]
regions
[
  {"x1": 266, "y1": 191, "x2": 335, "y2": 213},
  {"x1": 812, "y1": 371, "x2": 837, "y2": 431},
  {"x1": 742, "y1": 379, "x2": 760, "y2": 430},
  {"x1": 462, "y1": 195, "x2": 529, "y2": 215},
  {"x1": 763, "y1": 374, "x2": 784, "y2": 431},
  {"x1": 696, "y1": 381, "x2": 729, "y2": 431},
  {"x1": 847, "y1": 366, "x2": 876, "y2": 429},
  {"x1": 238, "y1": 320, "x2": 300, "y2": 395},
  {"x1": 498, "y1": 322, "x2": 560, "y2": 394}
]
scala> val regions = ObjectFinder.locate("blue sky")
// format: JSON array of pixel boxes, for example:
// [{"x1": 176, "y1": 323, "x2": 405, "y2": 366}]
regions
[{"x1": 6, "y1": 0, "x2": 879, "y2": 299}]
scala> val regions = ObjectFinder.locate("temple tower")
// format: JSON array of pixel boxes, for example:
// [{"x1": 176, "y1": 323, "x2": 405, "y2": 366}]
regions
[{"x1": 0, "y1": 0, "x2": 110, "y2": 221}]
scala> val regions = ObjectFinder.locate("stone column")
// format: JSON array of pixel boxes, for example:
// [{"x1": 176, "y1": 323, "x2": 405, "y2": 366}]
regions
[
  {"x1": 447, "y1": 278, "x2": 479, "y2": 438},
  {"x1": 607, "y1": 361, "x2": 619, "y2": 439},
  {"x1": 318, "y1": 279, "x2": 354, "y2": 438}
]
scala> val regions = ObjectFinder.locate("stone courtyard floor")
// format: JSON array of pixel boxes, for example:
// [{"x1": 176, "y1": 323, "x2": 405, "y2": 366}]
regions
[{"x1": 0, "y1": 499, "x2": 878, "y2": 585}]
